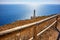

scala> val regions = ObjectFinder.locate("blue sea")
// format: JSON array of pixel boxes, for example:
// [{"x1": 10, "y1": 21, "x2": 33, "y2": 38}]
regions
[{"x1": 0, "y1": 4, "x2": 60, "y2": 26}]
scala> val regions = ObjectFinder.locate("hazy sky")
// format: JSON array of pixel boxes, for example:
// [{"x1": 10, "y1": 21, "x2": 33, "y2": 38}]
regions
[
  {"x1": 0, "y1": 0, "x2": 60, "y2": 4},
  {"x1": 0, "y1": 0, "x2": 60, "y2": 2}
]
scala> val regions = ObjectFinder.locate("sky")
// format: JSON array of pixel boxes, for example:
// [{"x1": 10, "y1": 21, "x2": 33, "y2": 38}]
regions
[
  {"x1": 0, "y1": 0, "x2": 60, "y2": 4},
  {"x1": 0, "y1": 0, "x2": 60, "y2": 2},
  {"x1": 0, "y1": 0, "x2": 60, "y2": 10}
]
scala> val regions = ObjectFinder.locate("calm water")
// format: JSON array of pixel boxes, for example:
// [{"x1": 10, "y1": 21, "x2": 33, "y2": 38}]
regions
[{"x1": 0, "y1": 4, "x2": 60, "y2": 26}]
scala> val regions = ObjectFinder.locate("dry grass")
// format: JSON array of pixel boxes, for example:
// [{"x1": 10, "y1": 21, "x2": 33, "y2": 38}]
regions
[
  {"x1": 0, "y1": 16, "x2": 48, "y2": 31},
  {"x1": 0, "y1": 15, "x2": 60, "y2": 40}
]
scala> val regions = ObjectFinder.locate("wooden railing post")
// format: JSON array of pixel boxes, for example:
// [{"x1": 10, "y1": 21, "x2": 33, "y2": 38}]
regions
[
  {"x1": 33, "y1": 24, "x2": 38, "y2": 40},
  {"x1": 55, "y1": 15, "x2": 58, "y2": 27}
]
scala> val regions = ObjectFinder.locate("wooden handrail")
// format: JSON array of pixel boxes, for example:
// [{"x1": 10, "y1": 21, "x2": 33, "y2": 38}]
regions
[
  {"x1": 0, "y1": 15, "x2": 58, "y2": 36},
  {"x1": 29, "y1": 20, "x2": 57, "y2": 40}
]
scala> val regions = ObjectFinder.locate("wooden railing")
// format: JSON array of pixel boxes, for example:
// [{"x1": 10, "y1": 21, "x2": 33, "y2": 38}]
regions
[{"x1": 0, "y1": 14, "x2": 58, "y2": 40}]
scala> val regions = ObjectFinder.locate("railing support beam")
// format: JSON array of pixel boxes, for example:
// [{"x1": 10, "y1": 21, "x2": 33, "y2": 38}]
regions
[{"x1": 33, "y1": 26, "x2": 37, "y2": 40}]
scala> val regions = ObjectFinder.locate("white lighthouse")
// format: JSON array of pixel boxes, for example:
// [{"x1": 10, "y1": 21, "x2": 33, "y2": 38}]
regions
[{"x1": 31, "y1": 9, "x2": 36, "y2": 19}]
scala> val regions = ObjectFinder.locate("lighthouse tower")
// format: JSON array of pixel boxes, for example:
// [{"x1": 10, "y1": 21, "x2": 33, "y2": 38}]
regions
[
  {"x1": 31, "y1": 9, "x2": 36, "y2": 19},
  {"x1": 34, "y1": 9, "x2": 36, "y2": 18}
]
